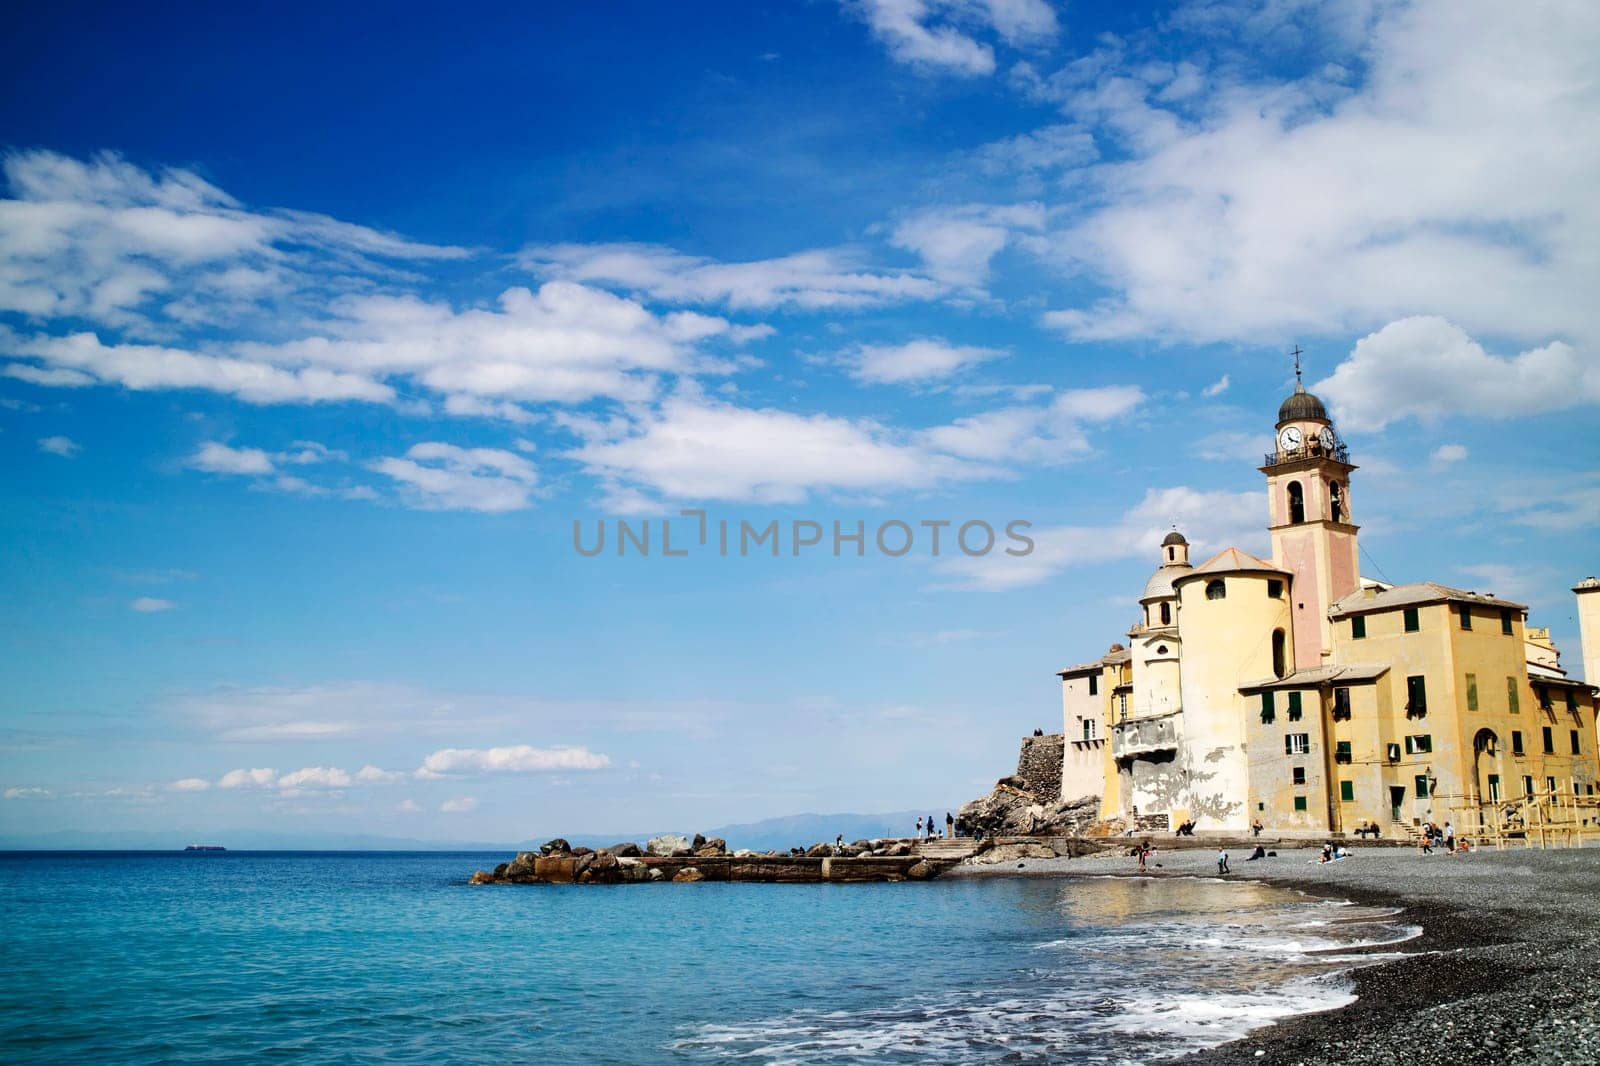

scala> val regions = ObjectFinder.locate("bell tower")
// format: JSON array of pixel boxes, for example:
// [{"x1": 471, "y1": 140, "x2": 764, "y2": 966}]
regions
[{"x1": 1259, "y1": 349, "x2": 1360, "y2": 666}]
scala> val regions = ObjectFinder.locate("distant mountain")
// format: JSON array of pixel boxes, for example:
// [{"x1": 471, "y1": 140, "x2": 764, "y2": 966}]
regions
[{"x1": 0, "y1": 810, "x2": 938, "y2": 853}]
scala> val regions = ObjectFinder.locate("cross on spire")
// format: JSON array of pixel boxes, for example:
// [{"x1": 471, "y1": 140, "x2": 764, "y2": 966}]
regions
[{"x1": 1291, "y1": 344, "x2": 1304, "y2": 386}]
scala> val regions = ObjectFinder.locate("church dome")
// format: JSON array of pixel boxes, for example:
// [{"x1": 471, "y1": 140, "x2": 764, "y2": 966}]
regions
[
  {"x1": 1142, "y1": 562, "x2": 1192, "y2": 602},
  {"x1": 1161, "y1": 530, "x2": 1188, "y2": 547},
  {"x1": 1277, "y1": 383, "x2": 1328, "y2": 424}
]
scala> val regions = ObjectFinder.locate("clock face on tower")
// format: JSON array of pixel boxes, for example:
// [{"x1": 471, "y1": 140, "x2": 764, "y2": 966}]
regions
[
  {"x1": 1318, "y1": 427, "x2": 1337, "y2": 452},
  {"x1": 1278, "y1": 426, "x2": 1303, "y2": 452}
]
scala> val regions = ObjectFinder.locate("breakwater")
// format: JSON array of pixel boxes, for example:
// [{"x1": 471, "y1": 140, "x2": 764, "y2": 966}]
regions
[{"x1": 468, "y1": 833, "x2": 976, "y2": 885}]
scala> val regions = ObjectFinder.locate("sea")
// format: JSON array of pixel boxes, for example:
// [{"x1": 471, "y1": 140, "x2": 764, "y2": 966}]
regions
[{"x1": 0, "y1": 852, "x2": 1417, "y2": 1064}]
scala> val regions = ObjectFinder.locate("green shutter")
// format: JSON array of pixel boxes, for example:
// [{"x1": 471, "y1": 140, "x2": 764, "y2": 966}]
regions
[
  {"x1": 1414, "y1": 774, "x2": 1429, "y2": 798},
  {"x1": 1404, "y1": 607, "x2": 1420, "y2": 632},
  {"x1": 1507, "y1": 677, "x2": 1520, "y2": 713},
  {"x1": 1466, "y1": 673, "x2": 1478, "y2": 711},
  {"x1": 1261, "y1": 691, "x2": 1276, "y2": 723},
  {"x1": 1501, "y1": 610, "x2": 1514, "y2": 635},
  {"x1": 1287, "y1": 691, "x2": 1302, "y2": 720},
  {"x1": 1340, "y1": 780, "x2": 1354, "y2": 801},
  {"x1": 1294, "y1": 796, "x2": 1307, "y2": 812},
  {"x1": 1351, "y1": 615, "x2": 1366, "y2": 639}
]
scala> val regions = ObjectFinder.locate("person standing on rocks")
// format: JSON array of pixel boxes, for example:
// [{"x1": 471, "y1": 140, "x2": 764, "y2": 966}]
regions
[
  {"x1": 1216, "y1": 848, "x2": 1229, "y2": 875},
  {"x1": 945, "y1": 812, "x2": 954, "y2": 839},
  {"x1": 926, "y1": 814, "x2": 935, "y2": 840},
  {"x1": 916, "y1": 816, "x2": 923, "y2": 839}
]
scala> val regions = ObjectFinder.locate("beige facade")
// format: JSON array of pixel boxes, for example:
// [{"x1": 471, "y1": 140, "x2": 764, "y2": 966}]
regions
[{"x1": 1056, "y1": 379, "x2": 1600, "y2": 837}]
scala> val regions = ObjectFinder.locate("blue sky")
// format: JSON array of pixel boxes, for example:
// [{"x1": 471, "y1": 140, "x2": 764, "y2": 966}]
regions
[{"x1": 2, "y1": 0, "x2": 1597, "y2": 844}]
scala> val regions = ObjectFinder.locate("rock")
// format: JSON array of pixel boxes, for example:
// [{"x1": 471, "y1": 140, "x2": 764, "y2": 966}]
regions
[
  {"x1": 732, "y1": 849, "x2": 757, "y2": 857},
  {"x1": 580, "y1": 852, "x2": 621, "y2": 884},
  {"x1": 468, "y1": 870, "x2": 495, "y2": 884},
  {"x1": 969, "y1": 842, "x2": 1057, "y2": 865},
  {"x1": 616, "y1": 856, "x2": 650, "y2": 882},
  {"x1": 906, "y1": 861, "x2": 935, "y2": 880},
  {"x1": 647, "y1": 834, "x2": 689, "y2": 856},
  {"x1": 504, "y1": 852, "x2": 537, "y2": 880},
  {"x1": 610, "y1": 842, "x2": 642, "y2": 857},
  {"x1": 539, "y1": 838, "x2": 572, "y2": 856},
  {"x1": 957, "y1": 783, "x2": 1099, "y2": 838},
  {"x1": 492, "y1": 862, "x2": 509, "y2": 878},
  {"x1": 647, "y1": 867, "x2": 666, "y2": 881},
  {"x1": 671, "y1": 848, "x2": 694, "y2": 858},
  {"x1": 571, "y1": 846, "x2": 594, "y2": 857},
  {"x1": 886, "y1": 843, "x2": 912, "y2": 857},
  {"x1": 691, "y1": 833, "x2": 707, "y2": 849},
  {"x1": 806, "y1": 843, "x2": 835, "y2": 858},
  {"x1": 673, "y1": 867, "x2": 705, "y2": 883}
]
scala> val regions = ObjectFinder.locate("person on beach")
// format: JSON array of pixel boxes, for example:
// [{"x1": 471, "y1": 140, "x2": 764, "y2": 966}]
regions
[
  {"x1": 1216, "y1": 848, "x2": 1229, "y2": 874},
  {"x1": 1444, "y1": 822, "x2": 1455, "y2": 851},
  {"x1": 1252, "y1": 818, "x2": 1263, "y2": 837},
  {"x1": 926, "y1": 814, "x2": 935, "y2": 840},
  {"x1": 1137, "y1": 844, "x2": 1148, "y2": 873},
  {"x1": 1247, "y1": 844, "x2": 1266, "y2": 861},
  {"x1": 915, "y1": 817, "x2": 923, "y2": 839},
  {"x1": 1420, "y1": 829, "x2": 1434, "y2": 854},
  {"x1": 946, "y1": 812, "x2": 954, "y2": 838}
]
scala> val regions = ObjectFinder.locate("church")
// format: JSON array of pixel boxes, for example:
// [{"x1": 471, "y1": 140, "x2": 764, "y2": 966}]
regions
[{"x1": 1054, "y1": 370, "x2": 1600, "y2": 839}]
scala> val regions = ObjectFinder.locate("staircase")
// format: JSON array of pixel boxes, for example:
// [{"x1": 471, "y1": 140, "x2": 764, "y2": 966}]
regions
[{"x1": 911, "y1": 838, "x2": 983, "y2": 862}]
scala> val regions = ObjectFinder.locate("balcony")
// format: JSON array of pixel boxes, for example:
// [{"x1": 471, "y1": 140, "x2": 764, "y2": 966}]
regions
[
  {"x1": 1262, "y1": 438, "x2": 1350, "y2": 469},
  {"x1": 1112, "y1": 710, "x2": 1183, "y2": 761}
]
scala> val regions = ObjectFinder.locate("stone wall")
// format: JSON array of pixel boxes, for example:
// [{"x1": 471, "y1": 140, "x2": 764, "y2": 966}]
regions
[{"x1": 1015, "y1": 733, "x2": 1065, "y2": 806}]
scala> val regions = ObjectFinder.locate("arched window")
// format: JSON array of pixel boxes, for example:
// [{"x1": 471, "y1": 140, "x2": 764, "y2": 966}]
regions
[
  {"x1": 1272, "y1": 629, "x2": 1287, "y2": 679},
  {"x1": 1205, "y1": 579, "x2": 1226, "y2": 600},
  {"x1": 1167, "y1": 547, "x2": 1175, "y2": 561},
  {"x1": 1159, "y1": 602, "x2": 1171, "y2": 626},
  {"x1": 1329, "y1": 480, "x2": 1344, "y2": 522},
  {"x1": 1287, "y1": 481, "x2": 1305, "y2": 524}
]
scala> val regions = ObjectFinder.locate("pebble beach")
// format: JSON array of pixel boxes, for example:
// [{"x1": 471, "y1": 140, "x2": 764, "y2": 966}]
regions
[{"x1": 951, "y1": 844, "x2": 1600, "y2": 1064}]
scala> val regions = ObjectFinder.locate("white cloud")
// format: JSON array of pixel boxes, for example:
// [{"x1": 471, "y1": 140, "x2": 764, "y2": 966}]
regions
[
  {"x1": 974, "y1": 124, "x2": 1099, "y2": 178},
  {"x1": 217, "y1": 767, "x2": 278, "y2": 790},
  {"x1": 190, "y1": 441, "x2": 276, "y2": 476},
  {"x1": 570, "y1": 390, "x2": 998, "y2": 504},
  {"x1": 848, "y1": 0, "x2": 1057, "y2": 77},
  {"x1": 1431, "y1": 443, "x2": 1469, "y2": 466},
  {"x1": 276, "y1": 766, "x2": 352, "y2": 790},
  {"x1": 938, "y1": 485, "x2": 1264, "y2": 589},
  {"x1": 3, "y1": 787, "x2": 53, "y2": 800},
  {"x1": 371, "y1": 442, "x2": 539, "y2": 513},
  {"x1": 0, "y1": 149, "x2": 466, "y2": 331},
  {"x1": 419, "y1": 745, "x2": 612, "y2": 775},
  {"x1": 36, "y1": 434, "x2": 80, "y2": 457},
  {"x1": 440, "y1": 796, "x2": 478, "y2": 813},
  {"x1": 355, "y1": 765, "x2": 408, "y2": 784},
  {"x1": 171, "y1": 680, "x2": 512, "y2": 742},
  {"x1": 1201, "y1": 374, "x2": 1230, "y2": 398},
  {"x1": 889, "y1": 203, "x2": 1044, "y2": 287},
  {"x1": 5, "y1": 331, "x2": 393, "y2": 405},
  {"x1": 919, "y1": 386, "x2": 1143, "y2": 463},
  {"x1": 522, "y1": 242, "x2": 941, "y2": 311},
  {"x1": 396, "y1": 799, "x2": 422, "y2": 813},
  {"x1": 848, "y1": 338, "x2": 1005, "y2": 384},
  {"x1": 851, "y1": 0, "x2": 997, "y2": 76},
  {"x1": 1049, "y1": 385, "x2": 1145, "y2": 423},
  {"x1": 167, "y1": 778, "x2": 211, "y2": 792},
  {"x1": 129, "y1": 596, "x2": 176, "y2": 613},
  {"x1": 1034, "y1": 3, "x2": 1600, "y2": 350},
  {"x1": 1317, "y1": 317, "x2": 1600, "y2": 432}
]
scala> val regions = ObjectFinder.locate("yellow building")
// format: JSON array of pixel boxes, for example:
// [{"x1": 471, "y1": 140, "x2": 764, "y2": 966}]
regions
[{"x1": 1058, "y1": 374, "x2": 1600, "y2": 840}]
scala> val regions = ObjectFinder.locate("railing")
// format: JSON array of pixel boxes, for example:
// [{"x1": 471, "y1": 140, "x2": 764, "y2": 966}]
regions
[{"x1": 1262, "y1": 440, "x2": 1350, "y2": 468}]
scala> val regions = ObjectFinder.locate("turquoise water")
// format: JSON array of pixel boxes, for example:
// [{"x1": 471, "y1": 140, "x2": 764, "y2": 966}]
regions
[{"x1": 0, "y1": 853, "x2": 1410, "y2": 1063}]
